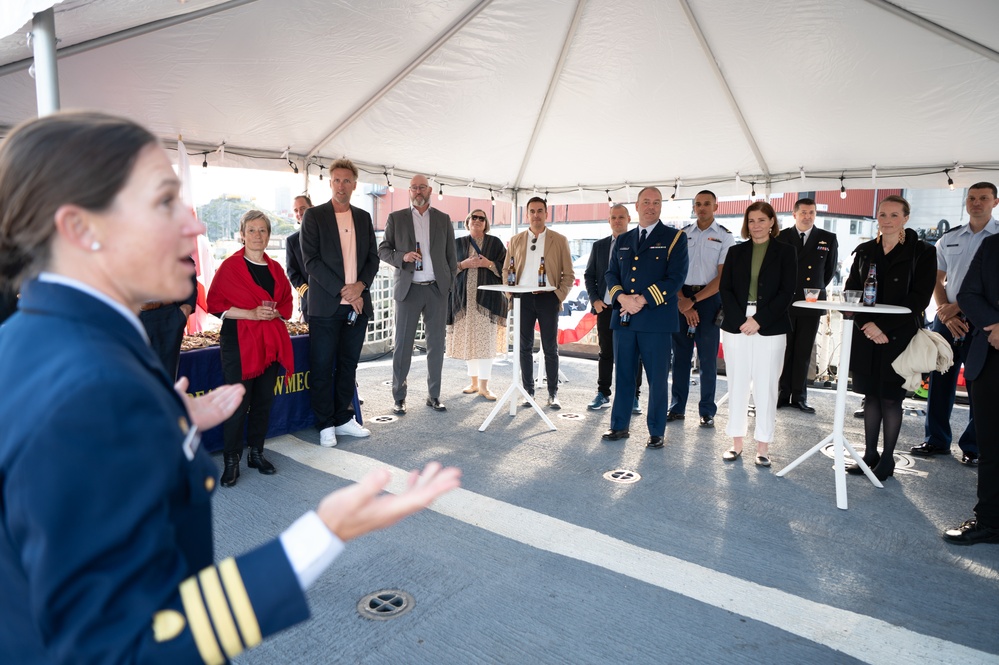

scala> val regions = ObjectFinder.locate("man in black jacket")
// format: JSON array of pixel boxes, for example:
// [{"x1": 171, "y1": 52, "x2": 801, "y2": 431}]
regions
[
  {"x1": 776, "y1": 197, "x2": 838, "y2": 413},
  {"x1": 583, "y1": 204, "x2": 642, "y2": 412}
]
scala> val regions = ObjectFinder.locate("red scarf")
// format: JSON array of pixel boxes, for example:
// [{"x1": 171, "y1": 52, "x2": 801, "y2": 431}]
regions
[{"x1": 206, "y1": 247, "x2": 294, "y2": 380}]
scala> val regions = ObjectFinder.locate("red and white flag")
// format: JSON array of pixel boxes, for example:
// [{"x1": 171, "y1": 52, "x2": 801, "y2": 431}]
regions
[{"x1": 176, "y1": 139, "x2": 215, "y2": 333}]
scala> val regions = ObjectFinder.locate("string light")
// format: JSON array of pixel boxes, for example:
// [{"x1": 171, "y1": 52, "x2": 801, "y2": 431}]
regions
[
  {"x1": 287, "y1": 159, "x2": 298, "y2": 174},
  {"x1": 839, "y1": 175, "x2": 847, "y2": 199},
  {"x1": 735, "y1": 172, "x2": 741, "y2": 188},
  {"x1": 871, "y1": 165, "x2": 877, "y2": 187},
  {"x1": 799, "y1": 166, "x2": 805, "y2": 184},
  {"x1": 750, "y1": 182, "x2": 756, "y2": 199},
  {"x1": 202, "y1": 152, "x2": 208, "y2": 169},
  {"x1": 606, "y1": 189, "x2": 612, "y2": 204},
  {"x1": 490, "y1": 189, "x2": 495, "y2": 202},
  {"x1": 670, "y1": 179, "x2": 678, "y2": 201},
  {"x1": 438, "y1": 183, "x2": 444, "y2": 200},
  {"x1": 945, "y1": 169, "x2": 955, "y2": 190},
  {"x1": 318, "y1": 163, "x2": 325, "y2": 181},
  {"x1": 383, "y1": 169, "x2": 393, "y2": 193},
  {"x1": 544, "y1": 190, "x2": 549, "y2": 203}
]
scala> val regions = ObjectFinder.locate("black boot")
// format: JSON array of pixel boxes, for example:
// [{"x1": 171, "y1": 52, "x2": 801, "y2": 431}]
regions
[
  {"x1": 247, "y1": 447, "x2": 276, "y2": 475},
  {"x1": 846, "y1": 451, "x2": 880, "y2": 475},
  {"x1": 221, "y1": 452, "x2": 241, "y2": 487}
]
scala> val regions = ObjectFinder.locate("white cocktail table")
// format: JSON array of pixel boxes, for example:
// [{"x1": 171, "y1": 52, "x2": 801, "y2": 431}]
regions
[
  {"x1": 776, "y1": 299, "x2": 910, "y2": 509},
  {"x1": 477, "y1": 284, "x2": 558, "y2": 432}
]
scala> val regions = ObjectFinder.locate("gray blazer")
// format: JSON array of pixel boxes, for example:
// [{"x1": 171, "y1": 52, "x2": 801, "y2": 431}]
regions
[{"x1": 378, "y1": 207, "x2": 457, "y2": 301}]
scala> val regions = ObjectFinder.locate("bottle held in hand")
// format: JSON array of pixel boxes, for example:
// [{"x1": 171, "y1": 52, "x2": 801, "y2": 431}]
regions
[
  {"x1": 619, "y1": 307, "x2": 631, "y2": 327},
  {"x1": 414, "y1": 242, "x2": 424, "y2": 271},
  {"x1": 346, "y1": 309, "x2": 358, "y2": 327},
  {"x1": 507, "y1": 255, "x2": 516, "y2": 286},
  {"x1": 687, "y1": 324, "x2": 696, "y2": 338},
  {"x1": 537, "y1": 256, "x2": 546, "y2": 288}
]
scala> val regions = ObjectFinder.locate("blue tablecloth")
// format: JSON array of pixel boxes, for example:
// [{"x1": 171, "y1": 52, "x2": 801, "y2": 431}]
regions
[{"x1": 178, "y1": 334, "x2": 360, "y2": 452}]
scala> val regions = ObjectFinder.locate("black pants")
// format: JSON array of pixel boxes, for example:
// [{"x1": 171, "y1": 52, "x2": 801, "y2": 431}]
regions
[
  {"x1": 310, "y1": 305, "x2": 367, "y2": 430},
  {"x1": 970, "y1": 348, "x2": 999, "y2": 528},
  {"x1": 140, "y1": 305, "x2": 188, "y2": 381},
  {"x1": 778, "y1": 313, "x2": 821, "y2": 403},
  {"x1": 595, "y1": 305, "x2": 642, "y2": 398},
  {"x1": 519, "y1": 292, "x2": 560, "y2": 397},
  {"x1": 220, "y1": 349, "x2": 281, "y2": 456}
]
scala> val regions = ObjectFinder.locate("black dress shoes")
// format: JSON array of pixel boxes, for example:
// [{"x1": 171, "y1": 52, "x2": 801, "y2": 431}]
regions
[
  {"x1": 426, "y1": 397, "x2": 447, "y2": 412},
  {"x1": 646, "y1": 436, "x2": 664, "y2": 448},
  {"x1": 846, "y1": 452, "x2": 880, "y2": 475},
  {"x1": 602, "y1": 429, "x2": 630, "y2": 441},
  {"x1": 665, "y1": 413, "x2": 684, "y2": 422},
  {"x1": 944, "y1": 519, "x2": 999, "y2": 545},
  {"x1": 792, "y1": 401, "x2": 816, "y2": 414},
  {"x1": 220, "y1": 452, "x2": 240, "y2": 487},
  {"x1": 393, "y1": 400, "x2": 406, "y2": 415},
  {"x1": 247, "y1": 447, "x2": 276, "y2": 474},
  {"x1": 910, "y1": 442, "x2": 948, "y2": 457},
  {"x1": 871, "y1": 458, "x2": 895, "y2": 481},
  {"x1": 699, "y1": 415, "x2": 714, "y2": 427},
  {"x1": 961, "y1": 452, "x2": 980, "y2": 466}
]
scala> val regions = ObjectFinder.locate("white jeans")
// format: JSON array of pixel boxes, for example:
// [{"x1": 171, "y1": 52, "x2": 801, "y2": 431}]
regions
[
  {"x1": 466, "y1": 358, "x2": 494, "y2": 380},
  {"x1": 722, "y1": 326, "x2": 786, "y2": 443}
]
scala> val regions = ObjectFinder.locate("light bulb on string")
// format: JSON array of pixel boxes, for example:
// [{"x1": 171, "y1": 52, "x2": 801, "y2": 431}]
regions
[
  {"x1": 202, "y1": 153, "x2": 208, "y2": 169},
  {"x1": 946, "y1": 169, "x2": 955, "y2": 190},
  {"x1": 606, "y1": 189, "x2": 612, "y2": 204},
  {"x1": 438, "y1": 184, "x2": 444, "y2": 201},
  {"x1": 839, "y1": 175, "x2": 847, "y2": 199}
]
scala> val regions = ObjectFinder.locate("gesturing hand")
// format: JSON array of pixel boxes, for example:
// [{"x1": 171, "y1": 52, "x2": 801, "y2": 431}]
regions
[
  {"x1": 174, "y1": 377, "x2": 245, "y2": 430},
  {"x1": 317, "y1": 462, "x2": 462, "y2": 542}
]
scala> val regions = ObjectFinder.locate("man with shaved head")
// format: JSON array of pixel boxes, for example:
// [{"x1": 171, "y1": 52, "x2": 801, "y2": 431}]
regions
[{"x1": 379, "y1": 175, "x2": 457, "y2": 414}]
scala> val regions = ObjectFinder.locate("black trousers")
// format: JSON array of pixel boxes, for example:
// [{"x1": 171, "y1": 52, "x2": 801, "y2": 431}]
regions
[
  {"x1": 310, "y1": 305, "x2": 367, "y2": 430},
  {"x1": 220, "y1": 349, "x2": 281, "y2": 456},
  {"x1": 518, "y1": 292, "x2": 560, "y2": 397},
  {"x1": 778, "y1": 313, "x2": 821, "y2": 403},
  {"x1": 140, "y1": 305, "x2": 188, "y2": 381},
  {"x1": 595, "y1": 305, "x2": 643, "y2": 398},
  {"x1": 970, "y1": 347, "x2": 999, "y2": 528}
]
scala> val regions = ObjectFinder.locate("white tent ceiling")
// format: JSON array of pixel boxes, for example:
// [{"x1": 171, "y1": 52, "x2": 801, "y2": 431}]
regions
[{"x1": 1, "y1": 0, "x2": 997, "y2": 203}]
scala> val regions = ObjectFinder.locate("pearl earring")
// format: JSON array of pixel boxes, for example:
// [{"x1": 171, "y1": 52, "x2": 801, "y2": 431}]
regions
[{"x1": 90, "y1": 241, "x2": 101, "y2": 251}]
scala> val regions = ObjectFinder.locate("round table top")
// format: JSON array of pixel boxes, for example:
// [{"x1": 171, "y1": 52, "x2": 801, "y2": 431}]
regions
[
  {"x1": 478, "y1": 284, "x2": 558, "y2": 294},
  {"x1": 792, "y1": 300, "x2": 910, "y2": 314}
]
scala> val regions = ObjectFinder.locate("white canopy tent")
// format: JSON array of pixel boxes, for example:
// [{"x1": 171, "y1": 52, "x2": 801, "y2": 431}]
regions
[{"x1": 1, "y1": 0, "x2": 997, "y2": 204}]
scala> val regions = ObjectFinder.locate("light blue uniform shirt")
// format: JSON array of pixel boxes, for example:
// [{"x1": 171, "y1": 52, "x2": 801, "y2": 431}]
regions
[
  {"x1": 681, "y1": 220, "x2": 734, "y2": 286},
  {"x1": 937, "y1": 217, "x2": 999, "y2": 302}
]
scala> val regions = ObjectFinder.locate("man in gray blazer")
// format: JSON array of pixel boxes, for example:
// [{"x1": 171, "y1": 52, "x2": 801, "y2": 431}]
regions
[{"x1": 378, "y1": 174, "x2": 457, "y2": 414}]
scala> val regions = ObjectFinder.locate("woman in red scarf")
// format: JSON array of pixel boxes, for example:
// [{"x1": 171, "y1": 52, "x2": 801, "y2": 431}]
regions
[{"x1": 207, "y1": 210, "x2": 294, "y2": 487}]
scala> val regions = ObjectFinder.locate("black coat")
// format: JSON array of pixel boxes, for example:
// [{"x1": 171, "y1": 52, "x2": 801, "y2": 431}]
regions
[
  {"x1": 846, "y1": 229, "x2": 936, "y2": 397},
  {"x1": 776, "y1": 226, "x2": 838, "y2": 315},
  {"x1": 956, "y1": 234, "x2": 999, "y2": 381},
  {"x1": 584, "y1": 235, "x2": 613, "y2": 310},
  {"x1": 448, "y1": 234, "x2": 508, "y2": 324},
  {"x1": 719, "y1": 238, "x2": 797, "y2": 336},
  {"x1": 285, "y1": 229, "x2": 309, "y2": 320}
]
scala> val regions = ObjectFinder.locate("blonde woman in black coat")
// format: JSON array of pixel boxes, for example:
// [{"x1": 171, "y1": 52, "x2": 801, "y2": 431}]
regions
[{"x1": 845, "y1": 195, "x2": 935, "y2": 481}]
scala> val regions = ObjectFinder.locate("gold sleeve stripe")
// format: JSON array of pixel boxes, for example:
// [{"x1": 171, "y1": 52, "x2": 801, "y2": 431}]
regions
[
  {"x1": 219, "y1": 558, "x2": 262, "y2": 648},
  {"x1": 199, "y1": 566, "x2": 244, "y2": 659},
  {"x1": 297, "y1": 284, "x2": 309, "y2": 297},
  {"x1": 179, "y1": 576, "x2": 225, "y2": 665},
  {"x1": 649, "y1": 285, "x2": 664, "y2": 306},
  {"x1": 609, "y1": 285, "x2": 623, "y2": 296}
]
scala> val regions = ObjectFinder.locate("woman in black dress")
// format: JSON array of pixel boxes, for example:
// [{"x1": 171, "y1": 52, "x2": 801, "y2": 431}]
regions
[{"x1": 845, "y1": 195, "x2": 936, "y2": 481}]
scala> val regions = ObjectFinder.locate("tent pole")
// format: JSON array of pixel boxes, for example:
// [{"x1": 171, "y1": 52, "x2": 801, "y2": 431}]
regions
[
  {"x1": 31, "y1": 9, "x2": 60, "y2": 116},
  {"x1": 861, "y1": 0, "x2": 999, "y2": 64}
]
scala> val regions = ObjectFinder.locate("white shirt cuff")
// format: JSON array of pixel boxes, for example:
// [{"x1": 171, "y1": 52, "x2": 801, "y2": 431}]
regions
[{"x1": 279, "y1": 511, "x2": 344, "y2": 590}]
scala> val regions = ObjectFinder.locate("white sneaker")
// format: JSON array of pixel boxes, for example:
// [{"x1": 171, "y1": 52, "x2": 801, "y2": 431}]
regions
[
  {"x1": 334, "y1": 418, "x2": 371, "y2": 438},
  {"x1": 319, "y1": 427, "x2": 337, "y2": 448}
]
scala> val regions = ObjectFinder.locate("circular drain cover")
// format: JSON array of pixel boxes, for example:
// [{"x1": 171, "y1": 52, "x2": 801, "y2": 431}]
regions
[
  {"x1": 558, "y1": 412, "x2": 583, "y2": 420},
  {"x1": 381, "y1": 380, "x2": 393, "y2": 386},
  {"x1": 357, "y1": 589, "x2": 415, "y2": 621},
  {"x1": 603, "y1": 469, "x2": 641, "y2": 484},
  {"x1": 370, "y1": 415, "x2": 397, "y2": 424},
  {"x1": 821, "y1": 443, "x2": 915, "y2": 470}
]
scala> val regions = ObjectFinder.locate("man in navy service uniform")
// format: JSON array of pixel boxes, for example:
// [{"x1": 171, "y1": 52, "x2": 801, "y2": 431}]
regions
[
  {"x1": 668, "y1": 190, "x2": 733, "y2": 428},
  {"x1": 602, "y1": 186, "x2": 689, "y2": 448},
  {"x1": 776, "y1": 197, "x2": 838, "y2": 413},
  {"x1": 286, "y1": 194, "x2": 313, "y2": 322},
  {"x1": 912, "y1": 181, "x2": 998, "y2": 465},
  {"x1": 584, "y1": 204, "x2": 644, "y2": 413},
  {"x1": 946, "y1": 233, "x2": 999, "y2": 545}
]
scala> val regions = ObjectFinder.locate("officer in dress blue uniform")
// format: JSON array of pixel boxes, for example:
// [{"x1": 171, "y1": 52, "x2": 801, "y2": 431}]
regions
[
  {"x1": 669, "y1": 190, "x2": 733, "y2": 428},
  {"x1": 601, "y1": 187, "x2": 689, "y2": 448}
]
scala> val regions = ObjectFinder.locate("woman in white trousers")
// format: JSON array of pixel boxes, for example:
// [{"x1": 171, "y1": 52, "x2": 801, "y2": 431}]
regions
[{"x1": 718, "y1": 201, "x2": 797, "y2": 466}]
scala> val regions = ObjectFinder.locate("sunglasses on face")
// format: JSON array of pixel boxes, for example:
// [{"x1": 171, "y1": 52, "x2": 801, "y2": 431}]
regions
[{"x1": 470, "y1": 215, "x2": 487, "y2": 222}]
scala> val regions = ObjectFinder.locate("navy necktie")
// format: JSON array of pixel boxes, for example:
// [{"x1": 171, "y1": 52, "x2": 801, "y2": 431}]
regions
[
  {"x1": 639, "y1": 228, "x2": 647, "y2": 247},
  {"x1": 799, "y1": 231, "x2": 806, "y2": 245}
]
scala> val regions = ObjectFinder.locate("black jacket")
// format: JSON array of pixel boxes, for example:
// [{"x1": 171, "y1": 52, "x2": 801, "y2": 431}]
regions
[
  {"x1": 300, "y1": 203, "x2": 379, "y2": 318},
  {"x1": 584, "y1": 235, "x2": 613, "y2": 311},
  {"x1": 285, "y1": 229, "x2": 309, "y2": 320},
  {"x1": 776, "y1": 225, "x2": 838, "y2": 314},
  {"x1": 719, "y1": 238, "x2": 797, "y2": 336},
  {"x1": 958, "y1": 234, "x2": 999, "y2": 381}
]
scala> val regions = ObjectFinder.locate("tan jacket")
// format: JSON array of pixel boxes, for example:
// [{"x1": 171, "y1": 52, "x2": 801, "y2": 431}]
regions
[{"x1": 504, "y1": 227, "x2": 575, "y2": 303}]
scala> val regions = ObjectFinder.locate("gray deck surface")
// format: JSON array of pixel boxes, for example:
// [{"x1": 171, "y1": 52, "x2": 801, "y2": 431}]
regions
[{"x1": 212, "y1": 353, "x2": 999, "y2": 664}]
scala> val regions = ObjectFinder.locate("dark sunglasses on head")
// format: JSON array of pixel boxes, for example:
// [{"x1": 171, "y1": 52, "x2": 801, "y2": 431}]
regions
[{"x1": 470, "y1": 215, "x2": 487, "y2": 222}]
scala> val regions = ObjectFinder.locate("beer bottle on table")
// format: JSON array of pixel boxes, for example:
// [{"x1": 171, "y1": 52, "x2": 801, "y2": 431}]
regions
[
  {"x1": 414, "y1": 242, "x2": 423, "y2": 271},
  {"x1": 507, "y1": 255, "x2": 516, "y2": 286},
  {"x1": 862, "y1": 264, "x2": 877, "y2": 307},
  {"x1": 538, "y1": 256, "x2": 546, "y2": 288}
]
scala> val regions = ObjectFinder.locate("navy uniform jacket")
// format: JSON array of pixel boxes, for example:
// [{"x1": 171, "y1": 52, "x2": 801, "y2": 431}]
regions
[
  {"x1": 0, "y1": 280, "x2": 309, "y2": 664},
  {"x1": 958, "y1": 234, "x2": 999, "y2": 381},
  {"x1": 606, "y1": 223, "x2": 689, "y2": 332},
  {"x1": 719, "y1": 239, "x2": 797, "y2": 336},
  {"x1": 776, "y1": 226, "x2": 838, "y2": 314},
  {"x1": 286, "y1": 229, "x2": 310, "y2": 320}
]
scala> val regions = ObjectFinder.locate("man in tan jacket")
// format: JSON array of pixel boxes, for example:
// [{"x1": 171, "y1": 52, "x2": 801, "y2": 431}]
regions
[{"x1": 504, "y1": 196, "x2": 574, "y2": 409}]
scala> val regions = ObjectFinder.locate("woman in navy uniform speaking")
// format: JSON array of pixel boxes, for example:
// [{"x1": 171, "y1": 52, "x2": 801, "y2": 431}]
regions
[{"x1": 0, "y1": 112, "x2": 459, "y2": 664}]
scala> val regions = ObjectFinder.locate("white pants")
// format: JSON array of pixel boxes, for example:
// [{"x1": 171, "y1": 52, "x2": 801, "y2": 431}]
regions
[
  {"x1": 466, "y1": 358, "x2": 494, "y2": 380},
  {"x1": 723, "y1": 329, "x2": 786, "y2": 442}
]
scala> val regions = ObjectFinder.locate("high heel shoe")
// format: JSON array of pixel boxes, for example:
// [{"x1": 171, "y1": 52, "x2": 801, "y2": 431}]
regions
[
  {"x1": 846, "y1": 452, "x2": 880, "y2": 475},
  {"x1": 871, "y1": 457, "x2": 895, "y2": 482}
]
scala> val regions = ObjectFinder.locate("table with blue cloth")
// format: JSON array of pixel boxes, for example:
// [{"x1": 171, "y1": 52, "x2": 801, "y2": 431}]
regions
[{"x1": 178, "y1": 334, "x2": 361, "y2": 452}]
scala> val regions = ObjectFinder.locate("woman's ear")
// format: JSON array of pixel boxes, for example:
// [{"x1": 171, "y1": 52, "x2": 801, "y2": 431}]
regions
[{"x1": 53, "y1": 204, "x2": 100, "y2": 251}]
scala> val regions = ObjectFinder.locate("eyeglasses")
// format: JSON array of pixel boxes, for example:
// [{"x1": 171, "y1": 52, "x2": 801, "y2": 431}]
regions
[
  {"x1": 470, "y1": 215, "x2": 487, "y2": 222},
  {"x1": 409, "y1": 185, "x2": 431, "y2": 192}
]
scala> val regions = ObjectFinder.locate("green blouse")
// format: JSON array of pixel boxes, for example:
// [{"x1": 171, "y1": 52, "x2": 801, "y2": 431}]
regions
[{"x1": 748, "y1": 239, "x2": 769, "y2": 303}]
